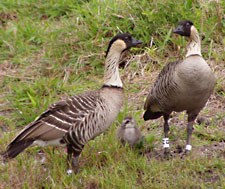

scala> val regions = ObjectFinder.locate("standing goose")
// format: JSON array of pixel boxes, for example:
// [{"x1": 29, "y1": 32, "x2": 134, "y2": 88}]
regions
[
  {"x1": 2, "y1": 33, "x2": 142, "y2": 172},
  {"x1": 143, "y1": 20, "x2": 215, "y2": 155}
]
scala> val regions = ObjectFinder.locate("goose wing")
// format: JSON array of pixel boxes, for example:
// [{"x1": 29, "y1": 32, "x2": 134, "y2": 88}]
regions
[
  {"x1": 11, "y1": 90, "x2": 100, "y2": 143},
  {"x1": 144, "y1": 61, "x2": 180, "y2": 111}
]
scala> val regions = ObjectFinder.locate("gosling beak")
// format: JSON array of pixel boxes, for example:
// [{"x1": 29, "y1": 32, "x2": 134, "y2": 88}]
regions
[{"x1": 121, "y1": 122, "x2": 126, "y2": 128}]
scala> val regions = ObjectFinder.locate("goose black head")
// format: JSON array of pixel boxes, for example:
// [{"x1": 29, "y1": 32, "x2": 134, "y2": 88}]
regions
[
  {"x1": 121, "y1": 116, "x2": 136, "y2": 128},
  {"x1": 105, "y1": 33, "x2": 142, "y2": 57},
  {"x1": 173, "y1": 20, "x2": 194, "y2": 37}
]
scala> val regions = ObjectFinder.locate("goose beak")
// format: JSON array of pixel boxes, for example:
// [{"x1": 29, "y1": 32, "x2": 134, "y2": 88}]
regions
[
  {"x1": 131, "y1": 37, "x2": 142, "y2": 46},
  {"x1": 173, "y1": 25, "x2": 184, "y2": 35}
]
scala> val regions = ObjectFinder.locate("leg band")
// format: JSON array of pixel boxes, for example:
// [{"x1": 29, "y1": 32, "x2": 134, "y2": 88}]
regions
[
  {"x1": 185, "y1": 144, "x2": 192, "y2": 151},
  {"x1": 67, "y1": 169, "x2": 73, "y2": 175},
  {"x1": 163, "y1": 138, "x2": 169, "y2": 148}
]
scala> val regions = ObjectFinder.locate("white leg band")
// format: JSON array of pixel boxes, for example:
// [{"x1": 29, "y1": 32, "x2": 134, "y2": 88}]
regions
[
  {"x1": 67, "y1": 169, "x2": 73, "y2": 175},
  {"x1": 185, "y1": 144, "x2": 192, "y2": 151},
  {"x1": 163, "y1": 138, "x2": 169, "y2": 148}
]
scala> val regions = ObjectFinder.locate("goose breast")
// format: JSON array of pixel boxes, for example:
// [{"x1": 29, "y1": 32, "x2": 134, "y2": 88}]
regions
[{"x1": 173, "y1": 55, "x2": 216, "y2": 112}]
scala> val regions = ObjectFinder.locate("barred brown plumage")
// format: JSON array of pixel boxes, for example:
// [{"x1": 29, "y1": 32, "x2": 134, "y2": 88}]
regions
[
  {"x1": 1, "y1": 33, "x2": 142, "y2": 173},
  {"x1": 143, "y1": 20, "x2": 215, "y2": 157}
]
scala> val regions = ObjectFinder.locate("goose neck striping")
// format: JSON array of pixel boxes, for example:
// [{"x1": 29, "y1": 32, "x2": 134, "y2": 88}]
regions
[
  {"x1": 103, "y1": 50, "x2": 123, "y2": 88},
  {"x1": 185, "y1": 26, "x2": 202, "y2": 58}
]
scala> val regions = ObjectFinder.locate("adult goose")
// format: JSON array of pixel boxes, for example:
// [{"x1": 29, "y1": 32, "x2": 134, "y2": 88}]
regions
[
  {"x1": 143, "y1": 20, "x2": 215, "y2": 156},
  {"x1": 2, "y1": 33, "x2": 142, "y2": 172}
]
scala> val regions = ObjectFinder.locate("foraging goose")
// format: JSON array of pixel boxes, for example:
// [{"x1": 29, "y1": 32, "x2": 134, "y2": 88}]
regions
[
  {"x1": 143, "y1": 20, "x2": 215, "y2": 155},
  {"x1": 2, "y1": 33, "x2": 142, "y2": 172},
  {"x1": 117, "y1": 117, "x2": 143, "y2": 147}
]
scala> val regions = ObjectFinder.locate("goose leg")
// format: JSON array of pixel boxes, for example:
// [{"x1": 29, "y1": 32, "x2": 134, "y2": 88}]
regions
[
  {"x1": 67, "y1": 145, "x2": 73, "y2": 163},
  {"x1": 66, "y1": 145, "x2": 74, "y2": 174},
  {"x1": 184, "y1": 113, "x2": 197, "y2": 154},
  {"x1": 72, "y1": 152, "x2": 80, "y2": 170},
  {"x1": 67, "y1": 145, "x2": 82, "y2": 174},
  {"x1": 163, "y1": 114, "x2": 170, "y2": 157}
]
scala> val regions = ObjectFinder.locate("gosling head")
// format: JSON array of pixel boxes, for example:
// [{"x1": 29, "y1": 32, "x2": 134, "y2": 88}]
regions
[
  {"x1": 173, "y1": 20, "x2": 194, "y2": 37},
  {"x1": 121, "y1": 116, "x2": 137, "y2": 129},
  {"x1": 105, "y1": 33, "x2": 142, "y2": 57}
]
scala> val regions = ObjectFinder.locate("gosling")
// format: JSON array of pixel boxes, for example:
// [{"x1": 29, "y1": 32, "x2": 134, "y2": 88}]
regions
[{"x1": 117, "y1": 117, "x2": 143, "y2": 147}]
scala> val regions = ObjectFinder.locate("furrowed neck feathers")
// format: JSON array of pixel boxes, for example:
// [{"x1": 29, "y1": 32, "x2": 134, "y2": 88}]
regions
[
  {"x1": 185, "y1": 26, "x2": 202, "y2": 57},
  {"x1": 103, "y1": 47, "x2": 123, "y2": 88}
]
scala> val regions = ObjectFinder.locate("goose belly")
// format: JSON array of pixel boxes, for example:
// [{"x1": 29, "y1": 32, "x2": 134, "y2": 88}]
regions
[
  {"x1": 168, "y1": 56, "x2": 215, "y2": 112},
  {"x1": 171, "y1": 76, "x2": 215, "y2": 112},
  {"x1": 33, "y1": 138, "x2": 66, "y2": 147},
  {"x1": 170, "y1": 91, "x2": 211, "y2": 113}
]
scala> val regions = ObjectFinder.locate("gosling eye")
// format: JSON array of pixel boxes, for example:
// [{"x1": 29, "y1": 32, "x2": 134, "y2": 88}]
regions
[{"x1": 124, "y1": 120, "x2": 130, "y2": 125}]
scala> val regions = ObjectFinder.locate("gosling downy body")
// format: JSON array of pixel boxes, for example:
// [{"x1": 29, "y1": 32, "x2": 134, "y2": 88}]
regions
[
  {"x1": 117, "y1": 117, "x2": 143, "y2": 147},
  {"x1": 2, "y1": 33, "x2": 142, "y2": 172},
  {"x1": 143, "y1": 20, "x2": 215, "y2": 155}
]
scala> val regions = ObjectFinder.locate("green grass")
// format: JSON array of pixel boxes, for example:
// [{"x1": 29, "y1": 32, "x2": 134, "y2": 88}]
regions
[{"x1": 0, "y1": 0, "x2": 225, "y2": 188}]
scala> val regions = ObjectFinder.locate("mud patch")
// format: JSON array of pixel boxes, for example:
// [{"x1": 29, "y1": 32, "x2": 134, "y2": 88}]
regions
[
  {"x1": 196, "y1": 142, "x2": 225, "y2": 158},
  {"x1": 85, "y1": 180, "x2": 99, "y2": 189},
  {"x1": 0, "y1": 12, "x2": 18, "y2": 26},
  {"x1": 145, "y1": 141, "x2": 225, "y2": 162}
]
